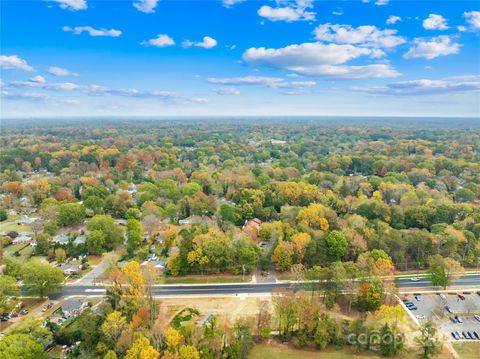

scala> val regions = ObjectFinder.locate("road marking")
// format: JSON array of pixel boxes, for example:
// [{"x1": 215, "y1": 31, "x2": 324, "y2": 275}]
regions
[{"x1": 85, "y1": 289, "x2": 106, "y2": 292}]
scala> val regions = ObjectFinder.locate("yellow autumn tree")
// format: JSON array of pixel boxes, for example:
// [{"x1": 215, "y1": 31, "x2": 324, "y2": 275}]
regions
[
  {"x1": 121, "y1": 261, "x2": 145, "y2": 300},
  {"x1": 125, "y1": 335, "x2": 159, "y2": 359},
  {"x1": 179, "y1": 345, "x2": 200, "y2": 359},
  {"x1": 164, "y1": 327, "x2": 183, "y2": 353},
  {"x1": 290, "y1": 232, "x2": 312, "y2": 261},
  {"x1": 101, "y1": 311, "x2": 127, "y2": 344}
]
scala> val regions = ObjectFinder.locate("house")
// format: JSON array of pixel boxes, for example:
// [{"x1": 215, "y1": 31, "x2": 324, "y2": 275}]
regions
[
  {"x1": 242, "y1": 218, "x2": 262, "y2": 241},
  {"x1": 55, "y1": 234, "x2": 69, "y2": 245},
  {"x1": 141, "y1": 259, "x2": 166, "y2": 269},
  {"x1": 270, "y1": 139, "x2": 287, "y2": 146},
  {"x1": 116, "y1": 219, "x2": 127, "y2": 226},
  {"x1": 73, "y1": 235, "x2": 86, "y2": 246},
  {"x1": 61, "y1": 263, "x2": 82, "y2": 275},
  {"x1": 197, "y1": 312, "x2": 214, "y2": 327},
  {"x1": 179, "y1": 218, "x2": 192, "y2": 225},
  {"x1": 61, "y1": 299, "x2": 88, "y2": 318},
  {"x1": 155, "y1": 233, "x2": 164, "y2": 244},
  {"x1": 12, "y1": 233, "x2": 33, "y2": 245}
]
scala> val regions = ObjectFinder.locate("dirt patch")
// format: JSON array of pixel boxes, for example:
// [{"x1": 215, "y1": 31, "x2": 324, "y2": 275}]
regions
[{"x1": 155, "y1": 296, "x2": 272, "y2": 329}]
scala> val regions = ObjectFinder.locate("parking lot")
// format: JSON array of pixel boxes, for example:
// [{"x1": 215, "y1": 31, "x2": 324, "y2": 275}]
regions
[{"x1": 401, "y1": 291, "x2": 480, "y2": 341}]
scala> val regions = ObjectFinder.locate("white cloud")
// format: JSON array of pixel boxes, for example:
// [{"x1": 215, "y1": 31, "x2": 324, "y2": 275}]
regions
[
  {"x1": 142, "y1": 34, "x2": 175, "y2": 47},
  {"x1": 30, "y1": 75, "x2": 46, "y2": 83},
  {"x1": 355, "y1": 76, "x2": 480, "y2": 96},
  {"x1": 182, "y1": 36, "x2": 217, "y2": 49},
  {"x1": 463, "y1": 11, "x2": 480, "y2": 31},
  {"x1": 313, "y1": 23, "x2": 405, "y2": 49},
  {"x1": 212, "y1": 87, "x2": 241, "y2": 95},
  {"x1": 0, "y1": 55, "x2": 34, "y2": 72},
  {"x1": 11, "y1": 79, "x2": 79, "y2": 91},
  {"x1": 243, "y1": 42, "x2": 400, "y2": 79},
  {"x1": 375, "y1": 0, "x2": 389, "y2": 6},
  {"x1": 63, "y1": 26, "x2": 122, "y2": 37},
  {"x1": 50, "y1": 0, "x2": 87, "y2": 11},
  {"x1": 386, "y1": 15, "x2": 401, "y2": 25},
  {"x1": 222, "y1": 0, "x2": 245, "y2": 7},
  {"x1": 404, "y1": 36, "x2": 460, "y2": 60},
  {"x1": 332, "y1": 8, "x2": 343, "y2": 16},
  {"x1": 207, "y1": 76, "x2": 316, "y2": 89},
  {"x1": 258, "y1": 0, "x2": 315, "y2": 22},
  {"x1": 423, "y1": 14, "x2": 449, "y2": 30},
  {"x1": 87, "y1": 85, "x2": 206, "y2": 104},
  {"x1": 133, "y1": 0, "x2": 159, "y2": 14},
  {"x1": 48, "y1": 66, "x2": 73, "y2": 76}
]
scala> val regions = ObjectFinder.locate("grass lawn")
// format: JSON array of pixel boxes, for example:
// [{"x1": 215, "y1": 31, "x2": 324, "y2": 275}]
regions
[
  {"x1": 453, "y1": 342, "x2": 480, "y2": 359},
  {"x1": 87, "y1": 255, "x2": 102, "y2": 266},
  {"x1": 4, "y1": 243, "x2": 27, "y2": 255},
  {"x1": 249, "y1": 344, "x2": 451, "y2": 359},
  {"x1": 0, "y1": 222, "x2": 30, "y2": 232},
  {"x1": 161, "y1": 275, "x2": 251, "y2": 284}
]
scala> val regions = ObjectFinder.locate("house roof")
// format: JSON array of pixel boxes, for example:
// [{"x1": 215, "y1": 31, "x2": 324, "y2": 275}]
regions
[{"x1": 62, "y1": 299, "x2": 87, "y2": 313}]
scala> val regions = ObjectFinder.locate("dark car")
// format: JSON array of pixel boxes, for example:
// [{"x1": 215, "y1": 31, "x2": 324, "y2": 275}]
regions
[
  {"x1": 462, "y1": 332, "x2": 469, "y2": 340},
  {"x1": 451, "y1": 332, "x2": 459, "y2": 340},
  {"x1": 473, "y1": 331, "x2": 480, "y2": 340},
  {"x1": 445, "y1": 306, "x2": 453, "y2": 313},
  {"x1": 467, "y1": 332, "x2": 474, "y2": 340},
  {"x1": 457, "y1": 294, "x2": 466, "y2": 300}
]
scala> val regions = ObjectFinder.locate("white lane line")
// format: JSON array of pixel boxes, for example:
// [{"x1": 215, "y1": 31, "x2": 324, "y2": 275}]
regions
[{"x1": 85, "y1": 289, "x2": 106, "y2": 292}]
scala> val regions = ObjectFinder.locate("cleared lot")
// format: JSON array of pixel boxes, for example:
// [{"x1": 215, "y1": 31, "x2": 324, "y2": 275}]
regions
[{"x1": 401, "y1": 291, "x2": 480, "y2": 342}]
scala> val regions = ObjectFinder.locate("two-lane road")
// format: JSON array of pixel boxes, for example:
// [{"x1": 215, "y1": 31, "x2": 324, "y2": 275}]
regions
[
  {"x1": 396, "y1": 274, "x2": 480, "y2": 288},
  {"x1": 51, "y1": 274, "x2": 480, "y2": 299}
]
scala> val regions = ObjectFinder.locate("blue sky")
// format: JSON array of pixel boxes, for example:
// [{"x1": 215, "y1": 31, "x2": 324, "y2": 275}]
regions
[{"x1": 1, "y1": 0, "x2": 479, "y2": 117}]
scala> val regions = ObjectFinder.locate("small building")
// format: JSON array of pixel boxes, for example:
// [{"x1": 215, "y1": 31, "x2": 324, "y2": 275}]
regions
[
  {"x1": 12, "y1": 233, "x2": 33, "y2": 245},
  {"x1": 55, "y1": 234, "x2": 70, "y2": 245},
  {"x1": 116, "y1": 219, "x2": 127, "y2": 226},
  {"x1": 73, "y1": 235, "x2": 86, "y2": 246},
  {"x1": 61, "y1": 299, "x2": 88, "y2": 318},
  {"x1": 242, "y1": 218, "x2": 262, "y2": 241},
  {"x1": 61, "y1": 263, "x2": 82, "y2": 275},
  {"x1": 197, "y1": 312, "x2": 214, "y2": 327}
]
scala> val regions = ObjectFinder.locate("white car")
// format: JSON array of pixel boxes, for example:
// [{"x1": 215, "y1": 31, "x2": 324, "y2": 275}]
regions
[
  {"x1": 474, "y1": 315, "x2": 480, "y2": 322},
  {"x1": 410, "y1": 277, "x2": 420, "y2": 281},
  {"x1": 415, "y1": 314, "x2": 426, "y2": 320}
]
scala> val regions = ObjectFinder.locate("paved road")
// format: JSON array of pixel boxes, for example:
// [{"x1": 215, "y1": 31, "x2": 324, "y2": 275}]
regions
[
  {"x1": 396, "y1": 274, "x2": 480, "y2": 288},
  {"x1": 51, "y1": 274, "x2": 480, "y2": 299}
]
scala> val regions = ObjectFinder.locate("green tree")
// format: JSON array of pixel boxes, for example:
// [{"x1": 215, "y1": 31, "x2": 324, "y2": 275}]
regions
[
  {"x1": 58, "y1": 203, "x2": 86, "y2": 226},
  {"x1": 87, "y1": 230, "x2": 106, "y2": 255},
  {"x1": 21, "y1": 259, "x2": 64, "y2": 297},
  {"x1": 126, "y1": 218, "x2": 143, "y2": 257},
  {"x1": 415, "y1": 320, "x2": 441, "y2": 359},
  {"x1": 0, "y1": 333, "x2": 45, "y2": 359},
  {"x1": 325, "y1": 230, "x2": 348, "y2": 262},
  {"x1": 87, "y1": 215, "x2": 123, "y2": 251},
  {"x1": 379, "y1": 323, "x2": 404, "y2": 356},
  {"x1": 427, "y1": 255, "x2": 463, "y2": 289},
  {"x1": 0, "y1": 275, "x2": 19, "y2": 313}
]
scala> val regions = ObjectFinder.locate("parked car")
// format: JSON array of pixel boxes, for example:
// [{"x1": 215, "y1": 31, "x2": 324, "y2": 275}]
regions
[
  {"x1": 474, "y1": 314, "x2": 480, "y2": 322},
  {"x1": 455, "y1": 316, "x2": 463, "y2": 324},
  {"x1": 410, "y1": 277, "x2": 420, "y2": 282},
  {"x1": 445, "y1": 306, "x2": 453, "y2": 313},
  {"x1": 462, "y1": 332, "x2": 469, "y2": 340},
  {"x1": 439, "y1": 293, "x2": 446, "y2": 299},
  {"x1": 473, "y1": 331, "x2": 480, "y2": 340},
  {"x1": 466, "y1": 332, "x2": 474, "y2": 340},
  {"x1": 451, "y1": 332, "x2": 459, "y2": 340},
  {"x1": 456, "y1": 331, "x2": 463, "y2": 339},
  {"x1": 415, "y1": 314, "x2": 426, "y2": 319},
  {"x1": 414, "y1": 295, "x2": 422, "y2": 301},
  {"x1": 20, "y1": 309, "x2": 29, "y2": 315},
  {"x1": 450, "y1": 316, "x2": 457, "y2": 323},
  {"x1": 457, "y1": 294, "x2": 466, "y2": 300}
]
